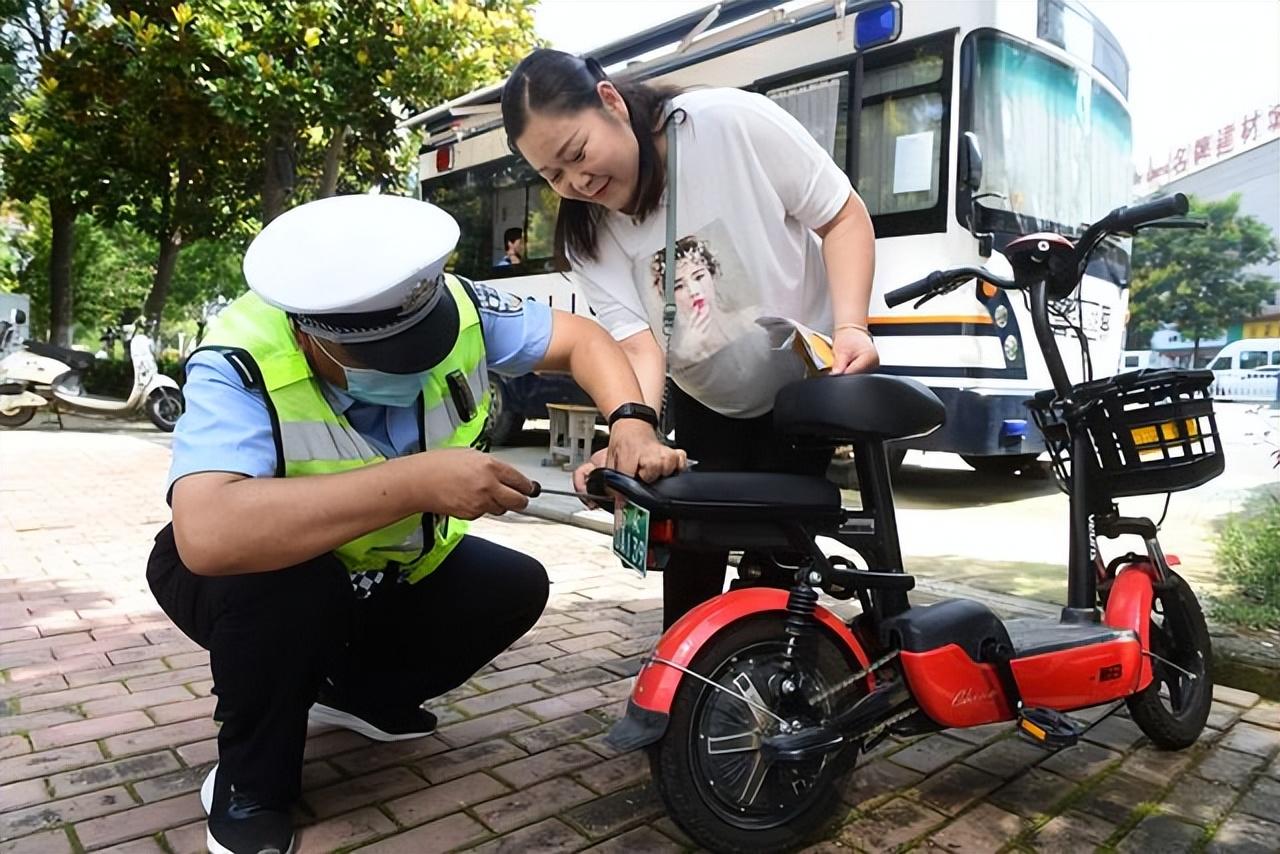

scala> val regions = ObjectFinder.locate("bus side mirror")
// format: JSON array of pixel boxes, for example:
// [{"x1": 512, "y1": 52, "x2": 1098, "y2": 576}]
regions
[
  {"x1": 960, "y1": 131, "x2": 983, "y2": 191},
  {"x1": 960, "y1": 132, "x2": 994, "y2": 258},
  {"x1": 12, "y1": 309, "x2": 26, "y2": 325}
]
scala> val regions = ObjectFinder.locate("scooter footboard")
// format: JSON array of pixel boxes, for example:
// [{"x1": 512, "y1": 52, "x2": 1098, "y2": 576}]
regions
[{"x1": 606, "y1": 588, "x2": 874, "y2": 752}]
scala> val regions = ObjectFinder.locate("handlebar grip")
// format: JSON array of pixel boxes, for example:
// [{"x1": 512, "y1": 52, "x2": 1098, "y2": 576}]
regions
[
  {"x1": 1111, "y1": 192, "x2": 1189, "y2": 232},
  {"x1": 885, "y1": 271, "x2": 943, "y2": 308}
]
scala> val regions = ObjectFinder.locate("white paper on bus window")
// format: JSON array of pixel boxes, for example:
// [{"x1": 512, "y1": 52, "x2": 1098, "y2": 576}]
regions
[{"x1": 892, "y1": 131, "x2": 934, "y2": 194}]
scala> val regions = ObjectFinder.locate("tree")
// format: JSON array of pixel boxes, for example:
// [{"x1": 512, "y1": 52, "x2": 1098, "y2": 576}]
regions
[
  {"x1": 0, "y1": 0, "x2": 104, "y2": 344},
  {"x1": 1128, "y1": 194, "x2": 1279, "y2": 359},
  {"x1": 194, "y1": 0, "x2": 541, "y2": 222}
]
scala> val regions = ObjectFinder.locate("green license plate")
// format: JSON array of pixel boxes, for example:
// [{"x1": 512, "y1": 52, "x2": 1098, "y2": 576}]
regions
[{"x1": 612, "y1": 499, "x2": 649, "y2": 576}]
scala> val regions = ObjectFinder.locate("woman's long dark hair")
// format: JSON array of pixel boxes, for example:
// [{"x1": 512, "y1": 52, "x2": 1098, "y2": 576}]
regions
[{"x1": 502, "y1": 48, "x2": 681, "y2": 268}]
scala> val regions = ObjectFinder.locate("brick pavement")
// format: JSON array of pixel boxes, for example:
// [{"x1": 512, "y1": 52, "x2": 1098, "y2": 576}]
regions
[{"x1": 2, "y1": 429, "x2": 1279, "y2": 853}]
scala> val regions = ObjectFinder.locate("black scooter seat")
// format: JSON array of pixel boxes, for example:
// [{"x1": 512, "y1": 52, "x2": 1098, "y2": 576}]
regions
[
  {"x1": 25, "y1": 340, "x2": 94, "y2": 372},
  {"x1": 590, "y1": 469, "x2": 842, "y2": 522},
  {"x1": 775, "y1": 374, "x2": 945, "y2": 441}
]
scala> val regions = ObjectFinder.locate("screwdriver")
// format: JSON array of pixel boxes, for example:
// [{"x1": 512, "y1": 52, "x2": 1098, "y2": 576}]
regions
[{"x1": 527, "y1": 482, "x2": 613, "y2": 504}]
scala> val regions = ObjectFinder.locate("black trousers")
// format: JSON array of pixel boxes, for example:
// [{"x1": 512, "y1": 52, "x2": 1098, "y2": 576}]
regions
[
  {"x1": 663, "y1": 383, "x2": 833, "y2": 629},
  {"x1": 147, "y1": 525, "x2": 548, "y2": 807}
]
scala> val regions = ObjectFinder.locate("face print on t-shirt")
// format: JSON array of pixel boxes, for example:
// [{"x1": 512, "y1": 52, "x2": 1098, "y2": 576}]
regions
[{"x1": 645, "y1": 222, "x2": 759, "y2": 366}]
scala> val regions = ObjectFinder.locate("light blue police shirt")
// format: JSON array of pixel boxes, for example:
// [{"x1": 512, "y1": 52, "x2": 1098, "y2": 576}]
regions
[{"x1": 168, "y1": 284, "x2": 554, "y2": 491}]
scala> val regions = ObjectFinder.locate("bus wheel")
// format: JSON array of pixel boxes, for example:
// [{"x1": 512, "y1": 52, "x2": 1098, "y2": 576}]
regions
[
  {"x1": 484, "y1": 373, "x2": 523, "y2": 448},
  {"x1": 961, "y1": 453, "x2": 1041, "y2": 476}
]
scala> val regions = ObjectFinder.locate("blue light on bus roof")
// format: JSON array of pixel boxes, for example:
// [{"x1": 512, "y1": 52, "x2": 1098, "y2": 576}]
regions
[{"x1": 855, "y1": 2, "x2": 901, "y2": 50}]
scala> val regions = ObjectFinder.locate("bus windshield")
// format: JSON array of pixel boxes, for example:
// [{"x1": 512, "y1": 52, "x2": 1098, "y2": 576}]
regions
[{"x1": 968, "y1": 32, "x2": 1132, "y2": 233}]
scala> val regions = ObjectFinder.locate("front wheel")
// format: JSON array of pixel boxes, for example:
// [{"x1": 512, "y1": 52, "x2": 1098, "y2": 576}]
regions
[
  {"x1": 145, "y1": 388, "x2": 184, "y2": 432},
  {"x1": 0, "y1": 406, "x2": 36, "y2": 428},
  {"x1": 1126, "y1": 570, "x2": 1212, "y2": 749},
  {"x1": 650, "y1": 614, "x2": 865, "y2": 853}
]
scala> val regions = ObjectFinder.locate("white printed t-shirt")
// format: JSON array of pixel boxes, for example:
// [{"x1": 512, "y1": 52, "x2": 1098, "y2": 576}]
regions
[{"x1": 574, "y1": 87, "x2": 854, "y2": 417}]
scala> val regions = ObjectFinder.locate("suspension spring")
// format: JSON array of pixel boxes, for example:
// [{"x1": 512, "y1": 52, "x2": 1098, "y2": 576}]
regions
[{"x1": 782, "y1": 584, "x2": 820, "y2": 670}]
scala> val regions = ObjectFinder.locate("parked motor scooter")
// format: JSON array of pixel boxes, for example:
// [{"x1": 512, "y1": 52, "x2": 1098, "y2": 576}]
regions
[{"x1": 0, "y1": 310, "x2": 184, "y2": 431}]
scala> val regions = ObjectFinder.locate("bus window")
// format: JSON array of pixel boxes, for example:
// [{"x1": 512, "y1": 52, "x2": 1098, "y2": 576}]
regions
[
  {"x1": 1209, "y1": 356, "x2": 1232, "y2": 371},
  {"x1": 766, "y1": 72, "x2": 849, "y2": 172},
  {"x1": 422, "y1": 166, "x2": 495, "y2": 279},
  {"x1": 1123, "y1": 355, "x2": 1139, "y2": 368},
  {"x1": 1272, "y1": 350, "x2": 1280, "y2": 366},
  {"x1": 526, "y1": 183, "x2": 560, "y2": 263},
  {"x1": 1240, "y1": 350, "x2": 1269, "y2": 370},
  {"x1": 857, "y1": 53, "x2": 946, "y2": 219}
]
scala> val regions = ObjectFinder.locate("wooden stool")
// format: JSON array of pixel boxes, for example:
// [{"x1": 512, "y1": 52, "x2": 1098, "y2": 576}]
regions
[{"x1": 544, "y1": 403, "x2": 600, "y2": 470}]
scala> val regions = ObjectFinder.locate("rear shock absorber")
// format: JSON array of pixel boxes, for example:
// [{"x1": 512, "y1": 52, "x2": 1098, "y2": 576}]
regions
[{"x1": 782, "y1": 581, "x2": 820, "y2": 674}]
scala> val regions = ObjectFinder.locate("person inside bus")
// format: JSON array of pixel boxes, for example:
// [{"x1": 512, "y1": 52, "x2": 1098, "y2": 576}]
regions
[
  {"x1": 496, "y1": 226, "x2": 525, "y2": 266},
  {"x1": 150, "y1": 194, "x2": 685, "y2": 854},
  {"x1": 502, "y1": 48, "x2": 879, "y2": 628}
]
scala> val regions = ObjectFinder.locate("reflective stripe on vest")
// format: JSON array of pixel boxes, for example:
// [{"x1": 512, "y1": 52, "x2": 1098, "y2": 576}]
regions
[{"x1": 199, "y1": 275, "x2": 491, "y2": 583}]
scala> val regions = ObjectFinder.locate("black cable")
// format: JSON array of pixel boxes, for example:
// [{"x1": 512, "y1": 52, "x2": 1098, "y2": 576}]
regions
[{"x1": 1155, "y1": 492, "x2": 1172, "y2": 530}]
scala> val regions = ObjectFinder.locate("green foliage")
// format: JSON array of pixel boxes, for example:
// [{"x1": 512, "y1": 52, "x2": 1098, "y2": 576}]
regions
[
  {"x1": 1214, "y1": 492, "x2": 1280, "y2": 631},
  {"x1": 82, "y1": 354, "x2": 184, "y2": 396},
  {"x1": 1128, "y1": 194, "x2": 1279, "y2": 351}
]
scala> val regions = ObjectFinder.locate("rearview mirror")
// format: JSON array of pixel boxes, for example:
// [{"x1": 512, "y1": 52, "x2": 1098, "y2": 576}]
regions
[
  {"x1": 960, "y1": 132, "x2": 983, "y2": 192},
  {"x1": 13, "y1": 309, "x2": 26, "y2": 325}
]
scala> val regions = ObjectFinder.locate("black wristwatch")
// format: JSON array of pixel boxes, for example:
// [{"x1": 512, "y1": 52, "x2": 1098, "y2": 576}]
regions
[{"x1": 607, "y1": 402, "x2": 659, "y2": 429}]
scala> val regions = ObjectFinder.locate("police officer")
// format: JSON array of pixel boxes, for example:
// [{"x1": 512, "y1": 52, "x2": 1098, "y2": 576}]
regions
[{"x1": 147, "y1": 195, "x2": 685, "y2": 854}]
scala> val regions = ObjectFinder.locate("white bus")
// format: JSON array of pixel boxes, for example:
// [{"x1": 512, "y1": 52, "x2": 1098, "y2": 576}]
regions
[{"x1": 407, "y1": 0, "x2": 1134, "y2": 472}]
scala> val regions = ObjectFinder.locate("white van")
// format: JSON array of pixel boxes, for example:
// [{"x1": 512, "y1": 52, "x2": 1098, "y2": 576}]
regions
[{"x1": 1207, "y1": 338, "x2": 1280, "y2": 401}]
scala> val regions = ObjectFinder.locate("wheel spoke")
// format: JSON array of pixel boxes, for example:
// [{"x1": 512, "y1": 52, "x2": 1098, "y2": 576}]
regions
[
  {"x1": 706, "y1": 729, "x2": 761, "y2": 756},
  {"x1": 739, "y1": 753, "x2": 772, "y2": 807},
  {"x1": 731, "y1": 672, "x2": 775, "y2": 731}
]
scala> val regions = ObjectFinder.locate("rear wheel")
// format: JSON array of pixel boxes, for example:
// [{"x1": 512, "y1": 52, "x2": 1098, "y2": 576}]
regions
[
  {"x1": 0, "y1": 406, "x2": 36, "y2": 428},
  {"x1": 962, "y1": 453, "x2": 1041, "y2": 476},
  {"x1": 650, "y1": 615, "x2": 865, "y2": 853},
  {"x1": 145, "y1": 388, "x2": 184, "y2": 432},
  {"x1": 1125, "y1": 570, "x2": 1212, "y2": 749}
]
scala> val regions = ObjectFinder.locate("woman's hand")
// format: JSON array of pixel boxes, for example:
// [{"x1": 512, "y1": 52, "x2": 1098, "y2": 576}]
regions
[{"x1": 832, "y1": 326, "x2": 880, "y2": 374}]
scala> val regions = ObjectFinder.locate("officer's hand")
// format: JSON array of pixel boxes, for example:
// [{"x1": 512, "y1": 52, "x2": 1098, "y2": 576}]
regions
[
  {"x1": 605, "y1": 420, "x2": 687, "y2": 484},
  {"x1": 416, "y1": 448, "x2": 534, "y2": 519},
  {"x1": 571, "y1": 448, "x2": 609, "y2": 509}
]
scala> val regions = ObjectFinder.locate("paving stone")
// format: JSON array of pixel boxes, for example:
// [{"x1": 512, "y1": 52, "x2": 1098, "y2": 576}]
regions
[
  {"x1": 987, "y1": 767, "x2": 1077, "y2": 819},
  {"x1": 48, "y1": 751, "x2": 182, "y2": 798},
  {"x1": 1241, "y1": 702, "x2": 1280, "y2": 731},
  {"x1": 384, "y1": 772, "x2": 509, "y2": 827},
  {"x1": 963, "y1": 738, "x2": 1048, "y2": 779},
  {"x1": 0, "y1": 742, "x2": 105, "y2": 785},
  {"x1": 886, "y1": 735, "x2": 971, "y2": 775},
  {"x1": 1121, "y1": 743, "x2": 1197, "y2": 785},
  {"x1": 1114, "y1": 813, "x2": 1202, "y2": 853},
  {"x1": 0, "y1": 709, "x2": 83, "y2": 740},
  {"x1": 469, "y1": 817, "x2": 587, "y2": 853},
  {"x1": 1160, "y1": 774, "x2": 1238, "y2": 825},
  {"x1": 0, "y1": 786, "x2": 133, "y2": 843},
  {"x1": 1074, "y1": 772, "x2": 1150, "y2": 824},
  {"x1": 946, "y1": 722, "x2": 1012, "y2": 746},
  {"x1": 1211, "y1": 685, "x2": 1260, "y2": 708},
  {"x1": 358, "y1": 812, "x2": 489, "y2": 853},
  {"x1": 455, "y1": 684, "x2": 549, "y2": 717},
  {"x1": 78, "y1": 687, "x2": 193, "y2": 718},
  {"x1": 473, "y1": 777, "x2": 596, "y2": 834},
  {"x1": 472, "y1": 664, "x2": 557, "y2": 693},
  {"x1": 300, "y1": 729, "x2": 369, "y2": 761},
  {"x1": 1083, "y1": 715, "x2": 1146, "y2": 752},
  {"x1": 563, "y1": 782, "x2": 661, "y2": 839},
  {"x1": 73, "y1": 792, "x2": 205, "y2": 850},
  {"x1": 15, "y1": 682, "x2": 127, "y2": 714},
  {"x1": 1195, "y1": 747, "x2": 1267, "y2": 786},
  {"x1": 1038, "y1": 740, "x2": 1122, "y2": 782},
  {"x1": 328, "y1": 736, "x2": 449, "y2": 777},
  {"x1": 1205, "y1": 812, "x2": 1280, "y2": 854},
  {"x1": 913, "y1": 763, "x2": 1002, "y2": 816},
  {"x1": 174, "y1": 739, "x2": 217, "y2": 767},
  {"x1": 300, "y1": 767, "x2": 426, "y2": 819},
  {"x1": 573, "y1": 750, "x2": 650, "y2": 795},
  {"x1": 0, "y1": 736, "x2": 30, "y2": 760},
  {"x1": 542, "y1": 649, "x2": 623, "y2": 675},
  {"x1": 1206, "y1": 701, "x2": 1244, "y2": 731},
  {"x1": 839, "y1": 797, "x2": 947, "y2": 853},
  {"x1": 102, "y1": 718, "x2": 220, "y2": 758},
  {"x1": 436, "y1": 708, "x2": 539, "y2": 749},
  {"x1": 294, "y1": 806, "x2": 397, "y2": 853},
  {"x1": 510, "y1": 714, "x2": 606, "y2": 754},
  {"x1": 1217, "y1": 721, "x2": 1280, "y2": 755},
  {"x1": 842, "y1": 758, "x2": 926, "y2": 809},
  {"x1": 1235, "y1": 776, "x2": 1280, "y2": 822},
  {"x1": 161, "y1": 820, "x2": 206, "y2": 854},
  {"x1": 93, "y1": 838, "x2": 167, "y2": 854},
  {"x1": 535, "y1": 668, "x2": 618, "y2": 695},
  {"x1": 0, "y1": 779, "x2": 48, "y2": 812},
  {"x1": 493, "y1": 743, "x2": 601, "y2": 788},
  {"x1": 146, "y1": 696, "x2": 217, "y2": 725},
  {"x1": 581, "y1": 825, "x2": 682, "y2": 853},
  {"x1": 419, "y1": 739, "x2": 528, "y2": 784},
  {"x1": 0, "y1": 828, "x2": 74, "y2": 854},
  {"x1": 925, "y1": 801, "x2": 1026, "y2": 852},
  {"x1": 520, "y1": 687, "x2": 611, "y2": 721},
  {"x1": 1032, "y1": 809, "x2": 1118, "y2": 852}
]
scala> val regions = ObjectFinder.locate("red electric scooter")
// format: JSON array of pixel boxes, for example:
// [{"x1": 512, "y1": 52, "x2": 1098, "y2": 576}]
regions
[{"x1": 591, "y1": 192, "x2": 1220, "y2": 852}]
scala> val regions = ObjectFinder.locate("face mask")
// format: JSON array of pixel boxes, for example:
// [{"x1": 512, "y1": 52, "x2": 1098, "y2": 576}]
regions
[{"x1": 314, "y1": 338, "x2": 426, "y2": 408}]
